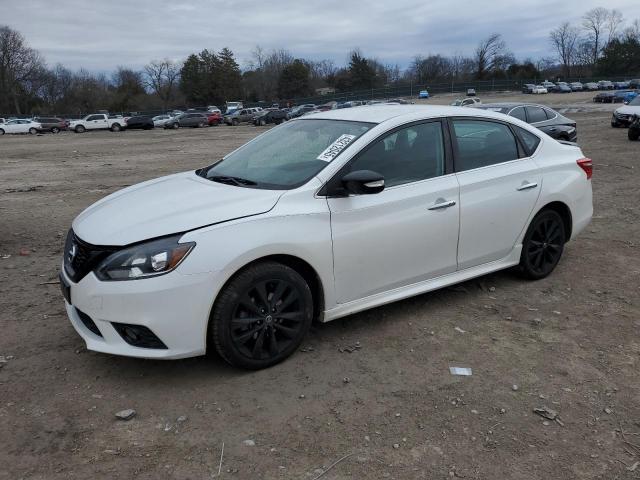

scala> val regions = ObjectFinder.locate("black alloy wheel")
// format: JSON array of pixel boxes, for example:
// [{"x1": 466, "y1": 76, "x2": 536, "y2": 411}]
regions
[
  {"x1": 210, "y1": 261, "x2": 313, "y2": 369},
  {"x1": 519, "y1": 210, "x2": 566, "y2": 279}
]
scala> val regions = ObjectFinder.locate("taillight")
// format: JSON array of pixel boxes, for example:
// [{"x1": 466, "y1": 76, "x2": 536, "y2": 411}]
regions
[{"x1": 577, "y1": 158, "x2": 592, "y2": 180}]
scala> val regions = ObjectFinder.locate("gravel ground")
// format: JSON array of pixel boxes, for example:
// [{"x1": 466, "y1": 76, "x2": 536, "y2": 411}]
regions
[{"x1": 1, "y1": 93, "x2": 639, "y2": 479}]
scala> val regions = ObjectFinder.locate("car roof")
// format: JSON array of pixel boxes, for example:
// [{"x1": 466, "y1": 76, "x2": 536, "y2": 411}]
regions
[
  {"x1": 306, "y1": 104, "x2": 515, "y2": 124},
  {"x1": 477, "y1": 102, "x2": 554, "y2": 110}
]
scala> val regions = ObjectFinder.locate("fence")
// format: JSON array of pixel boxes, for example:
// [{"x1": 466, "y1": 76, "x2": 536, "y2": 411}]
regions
[{"x1": 2, "y1": 74, "x2": 638, "y2": 120}]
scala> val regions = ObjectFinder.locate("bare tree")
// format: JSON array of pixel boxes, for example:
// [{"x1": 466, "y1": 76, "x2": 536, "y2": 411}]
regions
[
  {"x1": 606, "y1": 9, "x2": 624, "y2": 45},
  {"x1": 0, "y1": 25, "x2": 46, "y2": 113},
  {"x1": 550, "y1": 22, "x2": 580, "y2": 77},
  {"x1": 623, "y1": 19, "x2": 640, "y2": 41},
  {"x1": 143, "y1": 59, "x2": 180, "y2": 110},
  {"x1": 582, "y1": 7, "x2": 609, "y2": 65},
  {"x1": 473, "y1": 33, "x2": 509, "y2": 79}
]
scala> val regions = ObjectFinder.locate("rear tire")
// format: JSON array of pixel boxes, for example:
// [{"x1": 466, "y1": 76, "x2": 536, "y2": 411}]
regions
[
  {"x1": 51, "y1": 127, "x2": 60, "y2": 134},
  {"x1": 111, "y1": 123, "x2": 121, "y2": 132},
  {"x1": 210, "y1": 261, "x2": 313, "y2": 370},
  {"x1": 259, "y1": 118, "x2": 266, "y2": 126},
  {"x1": 29, "y1": 127, "x2": 38, "y2": 135},
  {"x1": 75, "y1": 125, "x2": 85, "y2": 133},
  {"x1": 173, "y1": 122, "x2": 179, "y2": 129},
  {"x1": 232, "y1": 118, "x2": 239, "y2": 126},
  {"x1": 0, "y1": 129, "x2": 4, "y2": 135},
  {"x1": 518, "y1": 210, "x2": 566, "y2": 280}
]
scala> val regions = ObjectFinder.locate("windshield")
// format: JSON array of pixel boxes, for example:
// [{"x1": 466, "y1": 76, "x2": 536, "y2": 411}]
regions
[
  {"x1": 629, "y1": 96, "x2": 640, "y2": 106},
  {"x1": 201, "y1": 119, "x2": 373, "y2": 189}
]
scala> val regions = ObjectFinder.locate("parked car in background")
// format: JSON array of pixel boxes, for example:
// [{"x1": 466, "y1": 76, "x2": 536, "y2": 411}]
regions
[
  {"x1": 418, "y1": 90, "x2": 430, "y2": 98},
  {"x1": 555, "y1": 83, "x2": 572, "y2": 93},
  {"x1": 33, "y1": 117, "x2": 66, "y2": 133},
  {"x1": 253, "y1": 109, "x2": 287, "y2": 126},
  {"x1": 225, "y1": 101, "x2": 243, "y2": 114},
  {"x1": 541, "y1": 81, "x2": 556, "y2": 91},
  {"x1": 569, "y1": 82, "x2": 583, "y2": 91},
  {"x1": 628, "y1": 115, "x2": 640, "y2": 140},
  {"x1": 69, "y1": 114, "x2": 126, "y2": 133},
  {"x1": 522, "y1": 84, "x2": 536, "y2": 94},
  {"x1": 598, "y1": 80, "x2": 614, "y2": 90},
  {"x1": 59, "y1": 105, "x2": 593, "y2": 369},
  {"x1": 224, "y1": 108, "x2": 260, "y2": 125},
  {"x1": 532, "y1": 85, "x2": 548, "y2": 94},
  {"x1": 612, "y1": 96, "x2": 640, "y2": 127},
  {"x1": 584, "y1": 82, "x2": 599, "y2": 91},
  {"x1": 125, "y1": 115, "x2": 155, "y2": 130},
  {"x1": 206, "y1": 112, "x2": 222, "y2": 126},
  {"x1": 0, "y1": 118, "x2": 42, "y2": 135},
  {"x1": 593, "y1": 91, "x2": 616, "y2": 103},
  {"x1": 286, "y1": 104, "x2": 317, "y2": 119},
  {"x1": 152, "y1": 114, "x2": 172, "y2": 127},
  {"x1": 451, "y1": 98, "x2": 482, "y2": 107},
  {"x1": 207, "y1": 105, "x2": 221, "y2": 114},
  {"x1": 164, "y1": 113, "x2": 208, "y2": 129},
  {"x1": 630, "y1": 79, "x2": 640, "y2": 89},
  {"x1": 466, "y1": 88, "x2": 476, "y2": 97},
  {"x1": 614, "y1": 81, "x2": 630, "y2": 89},
  {"x1": 624, "y1": 91, "x2": 639, "y2": 104},
  {"x1": 476, "y1": 103, "x2": 577, "y2": 141}
]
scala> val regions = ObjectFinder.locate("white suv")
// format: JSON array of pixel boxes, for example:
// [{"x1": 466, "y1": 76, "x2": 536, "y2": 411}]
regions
[{"x1": 60, "y1": 105, "x2": 593, "y2": 369}]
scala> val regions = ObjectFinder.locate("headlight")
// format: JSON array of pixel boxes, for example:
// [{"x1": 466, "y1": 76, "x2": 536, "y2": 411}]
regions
[{"x1": 95, "y1": 235, "x2": 195, "y2": 281}]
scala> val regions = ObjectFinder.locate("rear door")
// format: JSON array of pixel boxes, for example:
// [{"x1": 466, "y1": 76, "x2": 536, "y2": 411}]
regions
[
  {"x1": 451, "y1": 118, "x2": 541, "y2": 269},
  {"x1": 327, "y1": 120, "x2": 460, "y2": 303}
]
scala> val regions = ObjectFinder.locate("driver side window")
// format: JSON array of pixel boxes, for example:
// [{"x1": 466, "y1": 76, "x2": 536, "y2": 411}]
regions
[{"x1": 349, "y1": 121, "x2": 445, "y2": 188}]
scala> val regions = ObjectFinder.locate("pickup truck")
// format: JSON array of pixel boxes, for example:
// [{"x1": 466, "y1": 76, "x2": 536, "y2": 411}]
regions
[{"x1": 69, "y1": 114, "x2": 126, "y2": 133}]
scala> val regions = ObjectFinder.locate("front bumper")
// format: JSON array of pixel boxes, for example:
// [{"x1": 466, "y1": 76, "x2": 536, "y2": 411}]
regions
[
  {"x1": 612, "y1": 113, "x2": 633, "y2": 127},
  {"x1": 60, "y1": 267, "x2": 219, "y2": 359}
]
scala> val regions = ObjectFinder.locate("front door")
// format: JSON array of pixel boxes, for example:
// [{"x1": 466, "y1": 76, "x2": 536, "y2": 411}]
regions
[{"x1": 328, "y1": 120, "x2": 460, "y2": 304}]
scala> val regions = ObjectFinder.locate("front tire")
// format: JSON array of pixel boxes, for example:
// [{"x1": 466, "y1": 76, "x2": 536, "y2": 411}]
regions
[
  {"x1": 0, "y1": 128, "x2": 4, "y2": 135},
  {"x1": 519, "y1": 210, "x2": 566, "y2": 280},
  {"x1": 75, "y1": 125, "x2": 85, "y2": 133},
  {"x1": 111, "y1": 123, "x2": 121, "y2": 132},
  {"x1": 29, "y1": 127, "x2": 38, "y2": 135},
  {"x1": 629, "y1": 128, "x2": 640, "y2": 141},
  {"x1": 210, "y1": 261, "x2": 313, "y2": 370},
  {"x1": 51, "y1": 127, "x2": 60, "y2": 134}
]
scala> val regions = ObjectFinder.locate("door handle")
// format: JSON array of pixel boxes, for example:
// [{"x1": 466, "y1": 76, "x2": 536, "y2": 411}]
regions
[
  {"x1": 428, "y1": 199, "x2": 456, "y2": 210},
  {"x1": 517, "y1": 182, "x2": 538, "y2": 191}
]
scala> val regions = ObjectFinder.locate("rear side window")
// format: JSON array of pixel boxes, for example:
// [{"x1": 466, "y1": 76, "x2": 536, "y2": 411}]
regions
[
  {"x1": 452, "y1": 120, "x2": 519, "y2": 172},
  {"x1": 514, "y1": 126, "x2": 541, "y2": 156},
  {"x1": 525, "y1": 107, "x2": 547, "y2": 123},
  {"x1": 509, "y1": 107, "x2": 527, "y2": 122}
]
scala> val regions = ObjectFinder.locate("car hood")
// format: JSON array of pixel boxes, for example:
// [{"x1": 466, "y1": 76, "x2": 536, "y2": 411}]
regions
[
  {"x1": 72, "y1": 171, "x2": 285, "y2": 246},
  {"x1": 616, "y1": 105, "x2": 640, "y2": 115}
]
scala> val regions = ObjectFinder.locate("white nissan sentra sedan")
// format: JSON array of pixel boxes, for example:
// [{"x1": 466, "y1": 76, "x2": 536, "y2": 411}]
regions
[{"x1": 60, "y1": 105, "x2": 593, "y2": 369}]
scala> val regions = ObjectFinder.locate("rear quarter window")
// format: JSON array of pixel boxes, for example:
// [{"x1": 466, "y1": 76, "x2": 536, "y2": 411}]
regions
[{"x1": 513, "y1": 126, "x2": 541, "y2": 156}]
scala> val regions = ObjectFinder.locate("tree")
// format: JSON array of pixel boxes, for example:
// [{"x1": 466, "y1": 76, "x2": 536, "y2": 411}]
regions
[
  {"x1": 111, "y1": 67, "x2": 144, "y2": 111},
  {"x1": 606, "y1": 9, "x2": 624, "y2": 45},
  {"x1": 473, "y1": 34, "x2": 510, "y2": 79},
  {"x1": 277, "y1": 59, "x2": 311, "y2": 98},
  {"x1": 216, "y1": 47, "x2": 242, "y2": 102},
  {"x1": 550, "y1": 22, "x2": 580, "y2": 77},
  {"x1": 143, "y1": 59, "x2": 180, "y2": 110},
  {"x1": 347, "y1": 50, "x2": 377, "y2": 90},
  {"x1": 582, "y1": 7, "x2": 609, "y2": 66},
  {"x1": 0, "y1": 25, "x2": 46, "y2": 113},
  {"x1": 597, "y1": 36, "x2": 640, "y2": 76},
  {"x1": 179, "y1": 54, "x2": 206, "y2": 104}
]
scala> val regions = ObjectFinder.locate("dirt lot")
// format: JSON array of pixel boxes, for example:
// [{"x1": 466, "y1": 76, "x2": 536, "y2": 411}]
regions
[{"x1": 1, "y1": 93, "x2": 639, "y2": 479}]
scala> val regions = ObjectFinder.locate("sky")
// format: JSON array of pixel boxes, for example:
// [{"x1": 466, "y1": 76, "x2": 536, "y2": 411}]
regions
[{"x1": 2, "y1": 0, "x2": 640, "y2": 72}]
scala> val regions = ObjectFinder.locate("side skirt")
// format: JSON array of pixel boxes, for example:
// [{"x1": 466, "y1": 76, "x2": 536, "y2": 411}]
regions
[{"x1": 321, "y1": 246, "x2": 522, "y2": 322}]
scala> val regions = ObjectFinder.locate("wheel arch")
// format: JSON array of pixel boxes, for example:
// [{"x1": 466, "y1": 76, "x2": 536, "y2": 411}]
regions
[
  {"x1": 204, "y1": 253, "x2": 326, "y2": 353},
  {"x1": 534, "y1": 201, "x2": 573, "y2": 242}
]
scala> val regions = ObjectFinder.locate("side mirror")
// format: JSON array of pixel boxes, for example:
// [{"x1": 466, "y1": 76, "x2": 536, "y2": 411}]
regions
[{"x1": 341, "y1": 170, "x2": 385, "y2": 195}]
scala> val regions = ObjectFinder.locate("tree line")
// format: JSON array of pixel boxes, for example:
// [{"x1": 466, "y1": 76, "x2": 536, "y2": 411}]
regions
[{"x1": 1, "y1": 7, "x2": 639, "y2": 116}]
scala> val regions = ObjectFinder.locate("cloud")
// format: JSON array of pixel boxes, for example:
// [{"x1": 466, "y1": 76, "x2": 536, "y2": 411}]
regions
[{"x1": 3, "y1": 0, "x2": 640, "y2": 71}]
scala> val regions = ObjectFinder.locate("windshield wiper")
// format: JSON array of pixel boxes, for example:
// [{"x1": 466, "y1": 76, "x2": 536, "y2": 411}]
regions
[{"x1": 208, "y1": 175, "x2": 258, "y2": 187}]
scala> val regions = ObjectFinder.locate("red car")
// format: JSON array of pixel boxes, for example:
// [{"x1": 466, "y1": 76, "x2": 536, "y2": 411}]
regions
[{"x1": 206, "y1": 112, "x2": 222, "y2": 126}]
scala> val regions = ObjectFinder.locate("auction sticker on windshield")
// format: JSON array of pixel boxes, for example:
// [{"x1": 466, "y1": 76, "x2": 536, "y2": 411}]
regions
[{"x1": 317, "y1": 134, "x2": 357, "y2": 162}]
